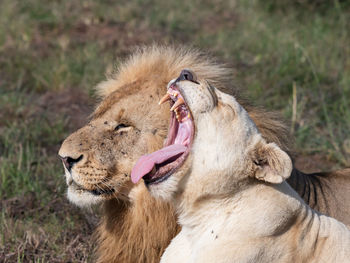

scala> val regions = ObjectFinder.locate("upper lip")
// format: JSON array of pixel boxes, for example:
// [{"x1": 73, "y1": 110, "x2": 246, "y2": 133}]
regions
[{"x1": 68, "y1": 177, "x2": 115, "y2": 196}]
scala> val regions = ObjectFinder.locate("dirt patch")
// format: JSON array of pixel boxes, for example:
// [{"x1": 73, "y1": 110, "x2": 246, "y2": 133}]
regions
[
  {"x1": 0, "y1": 191, "x2": 98, "y2": 263},
  {"x1": 294, "y1": 153, "x2": 339, "y2": 173},
  {"x1": 0, "y1": 88, "x2": 93, "y2": 133},
  {"x1": 201, "y1": 9, "x2": 238, "y2": 34},
  {"x1": 69, "y1": 22, "x2": 164, "y2": 51},
  {"x1": 1, "y1": 192, "x2": 37, "y2": 219},
  {"x1": 31, "y1": 21, "x2": 166, "y2": 59},
  {"x1": 36, "y1": 88, "x2": 93, "y2": 131}
]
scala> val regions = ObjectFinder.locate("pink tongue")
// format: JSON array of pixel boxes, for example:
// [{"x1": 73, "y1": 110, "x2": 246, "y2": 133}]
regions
[{"x1": 131, "y1": 144, "x2": 187, "y2": 183}]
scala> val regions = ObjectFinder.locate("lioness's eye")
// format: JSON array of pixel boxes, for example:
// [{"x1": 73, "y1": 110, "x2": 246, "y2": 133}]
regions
[{"x1": 114, "y1": 123, "x2": 129, "y2": 131}]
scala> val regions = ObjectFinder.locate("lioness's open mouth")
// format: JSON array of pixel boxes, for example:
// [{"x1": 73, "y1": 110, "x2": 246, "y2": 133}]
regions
[{"x1": 131, "y1": 81, "x2": 195, "y2": 185}]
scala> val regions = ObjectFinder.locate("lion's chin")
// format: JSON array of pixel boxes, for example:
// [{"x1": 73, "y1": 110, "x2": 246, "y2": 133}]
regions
[{"x1": 67, "y1": 186, "x2": 105, "y2": 208}]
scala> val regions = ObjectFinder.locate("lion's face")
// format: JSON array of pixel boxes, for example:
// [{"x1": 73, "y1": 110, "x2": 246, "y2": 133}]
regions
[
  {"x1": 133, "y1": 69, "x2": 292, "y2": 201},
  {"x1": 58, "y1": 82, "x2": 169, "y2": 207}
]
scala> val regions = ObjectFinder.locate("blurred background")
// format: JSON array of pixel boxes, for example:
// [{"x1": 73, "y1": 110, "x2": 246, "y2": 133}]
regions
[{"x1": 0, "y1": 0, "x2": 349, "y2": 262}]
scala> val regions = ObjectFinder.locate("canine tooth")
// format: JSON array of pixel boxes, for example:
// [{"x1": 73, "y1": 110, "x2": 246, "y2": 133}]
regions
[
  {"x1": 170, "y1": 97, "x2": 185, "y2": 111},
  {"x1": 159, "y1": 93, "x2": 171, "y2": 105}
]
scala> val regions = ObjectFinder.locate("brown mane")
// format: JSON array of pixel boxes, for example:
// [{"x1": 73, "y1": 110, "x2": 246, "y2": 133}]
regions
[
  {"x1": 91, "y1": 46, "x2": 349, "y2": 262},
  {"x1": 95, "y1": 187, "x2": 179, "y2": 263},
  {"x1": 96, "y1": 46, "x2": 292, "y2": 153}
]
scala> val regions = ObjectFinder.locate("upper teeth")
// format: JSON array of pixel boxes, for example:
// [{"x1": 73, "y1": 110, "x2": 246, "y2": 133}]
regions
[
  {"x1": 158, "y1": 93, "x2": 171, "y2": 105},
  {"x1": 158, "y1": 90, "x2": 187, "y2": 122},
  {"x1": 170, "y1": 97, "x2": 185, "y2": 112}
]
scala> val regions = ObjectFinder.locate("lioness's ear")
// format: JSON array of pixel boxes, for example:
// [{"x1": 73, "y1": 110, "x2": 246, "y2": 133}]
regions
[{"x1": 252, "y1": 141, "x2": 292, "y2": 184}]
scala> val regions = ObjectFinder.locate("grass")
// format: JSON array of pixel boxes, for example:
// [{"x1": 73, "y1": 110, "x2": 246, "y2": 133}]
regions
[{"x1": 0, "y1": 0, "x2": 349, "y2": 261}]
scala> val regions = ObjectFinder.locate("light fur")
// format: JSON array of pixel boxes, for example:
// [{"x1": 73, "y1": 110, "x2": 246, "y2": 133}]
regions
[
  {"x1": 155, "y1": 78, "x2": 350, "y2": 263},
  {"x1": 58, "y1": 45, "x2": 350, "y2": 262}
]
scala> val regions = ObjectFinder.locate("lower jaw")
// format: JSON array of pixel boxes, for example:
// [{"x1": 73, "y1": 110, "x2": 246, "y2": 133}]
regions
[
  {"x1": 67, "y1": 186, "x2": 104, "y2": 207},
  {"x1": 143, "y1": 149, "x2": 190, "y2": 186},
  {"x1": 144, "y1": 170, "x2": 174, "y2": 186}
]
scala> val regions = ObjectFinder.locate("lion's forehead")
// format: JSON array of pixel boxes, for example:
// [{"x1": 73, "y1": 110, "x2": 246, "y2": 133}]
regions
[{"x1": 93, "y1": 81, "x2": 162, "y2": 121}]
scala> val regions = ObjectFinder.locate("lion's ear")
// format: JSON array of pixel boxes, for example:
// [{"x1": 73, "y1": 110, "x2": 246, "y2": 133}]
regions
[{"x1": 252, "y1": 141, "x2": 292, "y2": 184}]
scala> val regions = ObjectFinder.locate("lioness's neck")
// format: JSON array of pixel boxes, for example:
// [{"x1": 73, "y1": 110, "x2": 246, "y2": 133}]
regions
[
  {"x1": 173, "y1": 180, "x2": 350, "y2": 263},
  {"x1": 175, "y1": 170, "x2": 256, "y2": 217},
  {"x1": 96, "y1": 184, "x2": 179, "y2": 263},
  {"x1": 177, "y1": 180, "x2": 303, "y2": 234}
]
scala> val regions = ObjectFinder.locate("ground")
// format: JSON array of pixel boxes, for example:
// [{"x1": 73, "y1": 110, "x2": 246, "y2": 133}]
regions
[{"x1": 0, "y1": 0, "x2": 349, "y2": 262}]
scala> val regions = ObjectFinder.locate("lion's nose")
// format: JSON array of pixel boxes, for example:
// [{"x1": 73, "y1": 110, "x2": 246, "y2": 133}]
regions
[
  {"x1": 178, "y1": 69, "x2": 198, "y2": 83},
  {"x1": 59, "y1": 155, "x2": 83, "y2": 171}
]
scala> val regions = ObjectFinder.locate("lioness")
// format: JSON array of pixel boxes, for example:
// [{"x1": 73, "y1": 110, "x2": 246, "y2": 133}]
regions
[
  {"x1": 133, "y1": 70, "x2": 350, "y2": 263},
  {"x1": 58, "y1": 46, "x2": 350, "y2": 263}
]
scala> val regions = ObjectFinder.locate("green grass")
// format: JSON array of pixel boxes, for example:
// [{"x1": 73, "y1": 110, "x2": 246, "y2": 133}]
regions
[
  {"x1": 1, "y1": 0, "x2": 349, "y2": 261},
  {"x1": 219, "y1": 1, "x2": 350, "y2": 165}
]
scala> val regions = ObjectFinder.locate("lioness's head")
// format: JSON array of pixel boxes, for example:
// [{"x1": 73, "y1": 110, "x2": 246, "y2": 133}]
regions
[{"x1": 132, "y1": 69, "x2": 292, "y2": 200}]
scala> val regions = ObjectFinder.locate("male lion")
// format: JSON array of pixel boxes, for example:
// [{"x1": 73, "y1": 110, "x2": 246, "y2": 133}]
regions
[
  {"x1": 135, "y1": 69, "x2": 350, "y2": 263},
  {"x1": 58, "y1": 46, "x2": 350, "y2": 263}
]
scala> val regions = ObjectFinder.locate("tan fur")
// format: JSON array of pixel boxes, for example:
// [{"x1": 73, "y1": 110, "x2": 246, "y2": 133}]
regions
[
  {"x1": 153, "y1": 79, "x2": 350, "y2": 263},
  {"x1": 58, "y1": 46, "x2": 350, "y2": 262}
]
